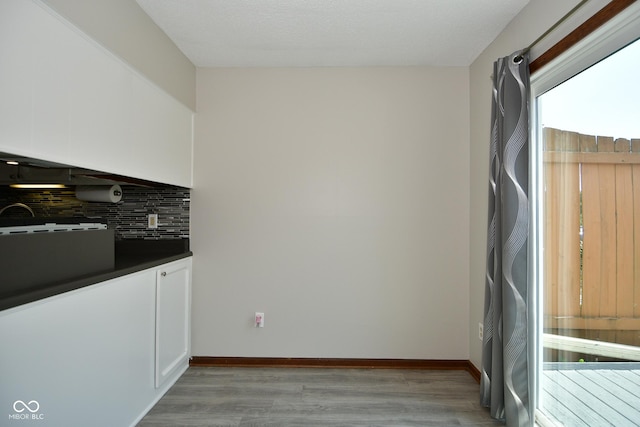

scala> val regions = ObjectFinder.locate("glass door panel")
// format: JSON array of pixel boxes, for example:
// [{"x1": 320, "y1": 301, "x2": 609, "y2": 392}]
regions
[{"x1": 538, "y1": 38, "x2": 640, "y2": 426}]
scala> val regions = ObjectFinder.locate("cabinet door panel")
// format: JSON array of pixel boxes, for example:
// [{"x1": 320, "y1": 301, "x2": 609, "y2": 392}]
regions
[
  {"x1": 130, "y1": 75, "x2": 193, "y2": 187},
  {"x1": 66, "y1": 42, "x2": 131, "y2": 174},
  {"x1": 0, "y1": 270, "x2": 157, "y2": 427},
  {"x1": 155, "y1": 260, "x2": 191, "y2": 388},
  {"x1": 0, "y1": 1, "x2": 39, "y2": 157},
  {"x1": 1, "y1": 0, "x2": 193, "y2": 186},
  {"x1": 32, "y1": 41, "x2": 71, "y2": 160}
]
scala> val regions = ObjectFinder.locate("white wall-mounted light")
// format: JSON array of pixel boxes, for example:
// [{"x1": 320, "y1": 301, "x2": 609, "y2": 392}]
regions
[
  {"x1": 6, "y1": 161, "x2": 19, "y2": 165},
  {"x1": 9, "y1": 184, "x2": 67, "y2": 189}
]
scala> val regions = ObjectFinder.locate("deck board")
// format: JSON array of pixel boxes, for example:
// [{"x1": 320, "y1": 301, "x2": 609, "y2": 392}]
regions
[
  {"x1": 574, "y1": 371, "x2": 640, "y2": 418},
  {"x1": 541, "y1": 363, "x2": 640, "y2": 426},
  {"x1": 540, "y1": 382, "x2": 592, "y2": 426},
  {"x1": 542, "y1": 371, "x2": 612, "y2": 426}
]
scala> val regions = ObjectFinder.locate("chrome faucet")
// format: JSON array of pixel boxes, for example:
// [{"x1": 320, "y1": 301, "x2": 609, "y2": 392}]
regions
[{"x1": 0, "y1": 203, "x2": 35, "y2": 217}]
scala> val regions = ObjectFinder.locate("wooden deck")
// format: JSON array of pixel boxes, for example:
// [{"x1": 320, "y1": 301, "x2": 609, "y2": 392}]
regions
[{"x1": 541, "y1": 362, "x2": 640, "y2": 426}]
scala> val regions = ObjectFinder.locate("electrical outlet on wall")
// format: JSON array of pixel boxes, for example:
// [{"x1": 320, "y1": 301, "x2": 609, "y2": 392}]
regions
[
  {"x1": 148, "y1": 213, "x2": 158, "y2": 229},
  {"x1": 479, "y1": 322, "x2": 484, "y2": 341},
  {"x1": 255, "y1": 312, "x2": 264, "y2": 328}
]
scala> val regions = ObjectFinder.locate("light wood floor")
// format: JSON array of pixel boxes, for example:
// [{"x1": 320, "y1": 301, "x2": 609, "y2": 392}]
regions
[{"x1": 138, "y1": 367, "x2": 501, "y2": 426}]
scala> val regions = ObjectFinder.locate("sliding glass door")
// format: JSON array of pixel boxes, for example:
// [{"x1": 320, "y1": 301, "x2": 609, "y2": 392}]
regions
[{"x1": 531, "y1": 5, "x2": 640, "y2": 426}]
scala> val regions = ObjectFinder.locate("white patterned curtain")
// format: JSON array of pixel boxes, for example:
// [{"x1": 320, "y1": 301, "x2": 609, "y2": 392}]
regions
[{"x1": 480, "y1": 51, "x2": 531, "y2": 427}]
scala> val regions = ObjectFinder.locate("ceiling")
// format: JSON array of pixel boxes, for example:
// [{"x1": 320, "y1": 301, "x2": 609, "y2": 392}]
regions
[{"x1": 135, "y1": 0, "x2": 530, "y2": 68}]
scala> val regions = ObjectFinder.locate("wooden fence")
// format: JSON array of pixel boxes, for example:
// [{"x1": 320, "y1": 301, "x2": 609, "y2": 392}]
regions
[{"x1": 544, "y1": 127, "x2": 640, "y2": 347}]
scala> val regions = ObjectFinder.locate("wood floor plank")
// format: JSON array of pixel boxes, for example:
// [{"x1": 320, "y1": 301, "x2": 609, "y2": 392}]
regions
[{"x1": 138, "y1": 367, "x2": 500, "y2": 427}]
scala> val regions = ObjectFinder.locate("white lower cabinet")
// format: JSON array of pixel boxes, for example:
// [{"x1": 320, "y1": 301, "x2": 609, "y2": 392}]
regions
[
  {"x1": 155, "y1": 260, "x2": 191, "y2": 388},
  {"x1": 0, "y1": 257, "x2": 191, "y2": 427}
]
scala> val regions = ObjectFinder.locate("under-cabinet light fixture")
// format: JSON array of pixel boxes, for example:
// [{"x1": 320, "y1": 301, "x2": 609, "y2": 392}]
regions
[
  {"x1": 6, "y1": 161, "x2": 19, "y2": 165},
  {"x1": 9, "y1": 184, "x2": 67, "y2": 189}
]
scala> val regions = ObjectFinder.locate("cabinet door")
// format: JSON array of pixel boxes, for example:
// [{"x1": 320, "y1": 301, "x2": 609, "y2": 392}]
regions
[
  {"x1": 65, "y1": 40, "x2": 131, "y2": 173},
  {"x1": 128, "y1": 74, "x2": 194, "y2": 187},
  {"x1": 1, "y1": 0, "x2": 194, "y2": 187},
  {"x1": 0, "y1": 1, "x2": 46, "y2": 157},
  {"x1": 155, "y1": 259, "x2": 191, "y2": 388},
  {"x1": 0, "y1": 270, "x2": 157, "y2": 427}
]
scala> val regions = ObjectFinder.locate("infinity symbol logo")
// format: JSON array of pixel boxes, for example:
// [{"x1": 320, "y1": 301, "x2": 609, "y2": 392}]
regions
[{"x1": 13, "y1": 400, "x2": 40, "y2": 413}]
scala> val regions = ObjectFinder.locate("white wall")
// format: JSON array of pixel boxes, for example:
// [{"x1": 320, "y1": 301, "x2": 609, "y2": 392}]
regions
[
  {"x1": 468, "y1": 0, "x2": 610, "y2": 369},
  {"x1": 34, "y1": 0, "x2": 617, "y2": 364},
  {"x1": 41, "y1": 0, "x2": 195, "y2": 109},
  {"x1": 192, "y1": 67, "x2": 470, "y2": 359}
]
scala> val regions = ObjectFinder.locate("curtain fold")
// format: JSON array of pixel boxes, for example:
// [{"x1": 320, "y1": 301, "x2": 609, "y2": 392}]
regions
[{"x1": 480, "y1": 51, "x2": 531, "y2": 427}]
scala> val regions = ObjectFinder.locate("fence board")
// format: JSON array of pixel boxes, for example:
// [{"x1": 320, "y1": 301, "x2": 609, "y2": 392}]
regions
[
  {"x1": 581, "y1": 134, "x2": 597, "y2": 152},
  {"x1": 598, "y1": 135, "x2": 615, "y2": 152},
  {"x1": 581, "y1": 159, "x2": 601, "y2": 317},
  {"x1": 545, "y1": 129, "x2": 640, "y2": 323},
  {"x1": 544, "y1": 158, "x2": 560, "y2": 318},
  {"x1": 634, "y1": 163, "x2": 640, "y2": 318},
  {"x1": 615, "y1": 137, "x2": 631, "y2": 153},
  {"x1": 543, "y1": 128, "x2": 581, "y2": 320},
  {"x1": 544, "y1": 127, "x2": 560, "y2": 318},
  {"x1": 615, "y1": 160, "x2": 634, "y2": 317},
  {"x1": 597, "y1": 136, "x2": 616, "y2": 317},
  {"x1": 632, "y1": 139, "x2": 640, "y2": 320}
]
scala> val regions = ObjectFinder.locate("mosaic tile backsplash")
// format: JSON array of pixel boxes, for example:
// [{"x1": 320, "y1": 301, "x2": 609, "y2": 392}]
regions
[{"x1": 0, "y1": 185, "x2": 190, "y2": 240}]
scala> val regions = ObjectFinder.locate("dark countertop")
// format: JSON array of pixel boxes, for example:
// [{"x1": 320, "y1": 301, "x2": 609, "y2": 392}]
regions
[{"x1": 0, "y1": 239, "x2": 191, "y2": 312}]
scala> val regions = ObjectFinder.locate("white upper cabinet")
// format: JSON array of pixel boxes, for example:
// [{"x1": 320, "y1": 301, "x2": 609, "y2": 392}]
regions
[
  {"x1": 0, "y1": 0, "x2": 193, "y2": 187},
  {"x1": 0, "y1": 0, "x2": 42, "y2": 157},
  {"x1": 127, "y1": 74, "x2": 194, "y2": 188}
]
